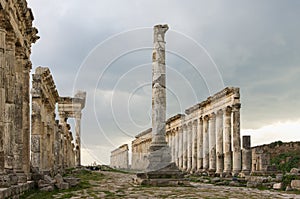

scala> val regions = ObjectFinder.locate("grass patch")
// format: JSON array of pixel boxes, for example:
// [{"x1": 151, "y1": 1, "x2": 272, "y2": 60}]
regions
[{"x1": 20, "y1": 169, "x2": 105, "y2": 199}]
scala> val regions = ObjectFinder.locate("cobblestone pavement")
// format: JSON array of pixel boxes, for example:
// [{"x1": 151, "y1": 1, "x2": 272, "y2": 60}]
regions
[{"x1": 53, "y1": 171, "x2": 300, "y2": 199}]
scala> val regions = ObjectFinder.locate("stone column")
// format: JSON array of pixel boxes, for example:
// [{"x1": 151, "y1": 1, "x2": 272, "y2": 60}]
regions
[
  {"x1": 178, "y1": 127, "x2": 183, "y2": 169},
  {"x1": 203, "y1": 116, "x2": 209, "y2": 171},
  {"x1": 242, "y1": 135, "x2": 251, "y2": 175},
  {"x1": 175, "y1": 128, "x2": 179, "y2": 166},
  {"x1": 22, "y1": 61, "x2": 31, "y2": 177},
  {"x1": 208, "y1": 113, "x2": 216, "y2": 173},
  {"x1": 215, "y1": 110, "x2": 224, "y2": 175},
  {"x1": 147, "y1": 24, "x2": 171, "y2": 171},
  {"x1": 182, "y1": 125, "x2": 187, "y2": 171},
  {"x1": 232, "y1": 103, "x2": 241, "y2": 176},
  {"x1": 0, "y1": 24, "x2": 6, "y2": 174},
  {"x1": 197, "y1": 118, "x2": 203, "y2": 171},
  {"x1": 223, "y1": 107, "x2": 232, "y2": 175},
  {"x1": 191, "y1": 120, "x2": 197, "y2": 173},
  {"x1": 171, "y1": 130, "x2": 175, "y2": 162},
  {"x1": 4, "y1": 32, "x2": 16, "y2": 174},
  {"x1": 187, "y1": 123, "x2": 192, "y2": 172},
  {"x1": 75, "y1": 113, "x2": 82, "y2": 167}
]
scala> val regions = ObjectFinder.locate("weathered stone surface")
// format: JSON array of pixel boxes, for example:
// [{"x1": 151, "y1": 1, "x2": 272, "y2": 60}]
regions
[
  {"x1": 110, "y1": 144, "x2": 129, "y2": 169},
  {"x1": 40, "y1": 185, "x2": 54, "y2": 192},
  {"x1": 58, "y1": 182, "x2": 70, "y2": 190},
  {"x1": 54, "y1": 173, "x2": 64, "y2": 187},
  {"x1": 63, "y1": 177, "x2": 80, "y2": 187},
  {"x1": 291, "y1": 180, "x2": 300, "y2": 190},
  {"x1": 290, "y1": 168, "x2": 300, "y2": 174},
  {"x1": 273, "y1": 182, "x2": 282, "y2": 190}
]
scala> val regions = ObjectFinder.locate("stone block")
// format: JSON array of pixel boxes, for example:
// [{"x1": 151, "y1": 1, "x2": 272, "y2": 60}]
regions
[
  {"x1": 63, "y1": 177, "x2": 80, "y2": 187},
  {"x1": 291, "y1": 180, "x2": 300, "y2": 190},
  {"x1": 40, "y1": 185, "x2": 54, "y2": 192},
  {"x1": 44, "y1": 175, "x2": 55, "y2": 184},
  {"x1": 290, "y1": 168, "x2": 300, "y2": 174},
  {"x1": 58, "y1": 182, "x2": 69, "y2": 190},
  {"x1": 273, "y1": 182, "x2": 282, "y2": 190}
]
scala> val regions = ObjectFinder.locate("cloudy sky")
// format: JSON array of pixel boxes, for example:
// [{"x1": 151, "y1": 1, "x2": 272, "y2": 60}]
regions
[{"x1": 27, "y1": 0, "x2": 300, "y2": 165}]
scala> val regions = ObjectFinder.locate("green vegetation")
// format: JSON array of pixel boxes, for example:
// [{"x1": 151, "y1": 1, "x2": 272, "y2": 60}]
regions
[
  {"x1": 270, "y1": 151, "x2": 300, "y2": 173},
  {"x1": 282, "y1": 174, "x2": 300, "y2": 190},
  {"x1": 20, "y1": 169, "x2": 105, "y2": 199}
]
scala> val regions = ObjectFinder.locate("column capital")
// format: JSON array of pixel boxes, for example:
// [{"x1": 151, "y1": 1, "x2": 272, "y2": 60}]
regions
[
  {"x1": 216, "y1": 109, "x2": 223, "y2": 116},
  {"x1": 208, "y1": 112, "x2": 216, "y2": 119},
  {"x1": 223, "y1": 106, "x2": 232, "y2": 114},
  {"x1": 5, "y1": 31, "x2": 16, "y2": 50},
  {"x1": 203, "y1": 115, "x2": 209, "y2": 121},
  {"x1": 232, "y1": 103, "x2": 241, "y2": 111}
]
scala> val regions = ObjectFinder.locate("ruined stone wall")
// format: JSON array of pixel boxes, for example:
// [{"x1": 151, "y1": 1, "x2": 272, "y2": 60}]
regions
[
  {"x1": 31, "y1": 67, "x2": 60, "y2": 175},
  {"x1": 110, "y1": 144, "x2": 129, "y2": 169},
  {"x1": 31, "y1": 67, "x2": 84, "y2": 175},
  {"x1": 131, "y1": 128, "x2": 152, "y2": 170},
  {"x1": 0, "y1": 0, "x2": 38, "y2": 186},
  {"x1": 251, "y1": 141, "x2": 300, "y2": 173},
  {"x1": 126, "y1": 87, "x2": 251, "y2": 175}
]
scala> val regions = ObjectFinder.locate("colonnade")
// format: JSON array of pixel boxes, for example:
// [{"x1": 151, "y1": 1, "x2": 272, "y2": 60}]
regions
[
  {"x1": 123, "y1": 87, "x2": 252, "y2": 175},
  {"x1": 110, "y1": 144, "x2": 129, "y2": 169},
  {"x1": 0, "y1": 0, "x2": 39, "y2": 186}
]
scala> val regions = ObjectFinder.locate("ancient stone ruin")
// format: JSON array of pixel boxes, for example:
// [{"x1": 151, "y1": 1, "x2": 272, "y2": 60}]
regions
[
  {"x1": 0, "y1": 0, "x2": 38, "y2": 188},
  {"x1": 110, "y1": 24, "x2": 251, "y2": 178},
  {"x1": 110, "y1": 144, "x2": 129, "y2": 169},
  {"x1": 0, "y1": 1, "x2": 86, "y2": 197},
  {"x1": 31, "y1": 67, "x2": 86, "y2": 176}
]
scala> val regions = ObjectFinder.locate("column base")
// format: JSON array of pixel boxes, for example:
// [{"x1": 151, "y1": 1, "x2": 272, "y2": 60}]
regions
[
  {"x1": 136, "y1": 162, "x2": 189, "y2": 186},
  {"x1": 146, "y1": 145, "x2": 172, "y2": 172}
]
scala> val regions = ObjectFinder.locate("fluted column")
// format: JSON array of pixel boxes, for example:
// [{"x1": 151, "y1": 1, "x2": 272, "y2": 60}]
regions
[
  {"x1": 75, "y1": 113, "x2": 82, "y2": 167},
  {"x1": 172, "y1": 130, "x2": 176, "y2": 162},
  {"x1": 203, "y1": 116, "x2": 209, "y2": 171},
  {"x1": 197, "y1": 118, "x2": 203, "y2": 171},
  {"x1": 182, "y1": 125, "x2": 187, "y2": 171},
  {"x1": 187, "y1": 123, "x2": 192, "y2": 172},
  {"x1": 208, "y1": 113, "x2": 216, "y2": 173},
  {"x1": 178, "y1": 127, "x2": 183, "y2": 169},
  {"x1": 175, "y1": 128, "x2": 179, "y2": 166},
  {"x1": 223, "y1": 107, "x2": 232, "y2": 175},
  {"x1": 216, "y1": 110, "x2": 224, "y2": 175},
  {"x1": 147, "y1": 24, "x2": 171, "y2": 171},
  {"x1": 232, "y1": 103, "x2": 241, "y2": 176},
  {"x1": 242, "y1": 135, "x2": 251, "y2": 175},
  {"x1": 0, "y1": 24, "x2": 6, "y2": 173},
  {"x1": 191, "y1": 120, "x2": 197, "y2": 173}
]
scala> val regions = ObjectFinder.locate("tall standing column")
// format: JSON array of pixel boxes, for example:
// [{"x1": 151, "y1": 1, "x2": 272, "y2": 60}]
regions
[
  {"x1": 208, "y1": 113, "x2": 216, "y2": 173},
  {"x1": 178, "y1": 127, "x2": 183, "y2": 169},
  {"x1": 242, "y1": 135, "x2": 251, "y2": 175},
  {"x1": 216, "y1": 110, "x2": 224, "y2": 175},
  {"x1": 197, "y1": 118, "x2": 203, "y2": 171},
  {"x1": 232, "y1": 103, "x2": 241, "y2": 176},
  {"x1": 22, "y1": 61, "x2": 31, "y2": 177},
  {"x1": 147, "y1": 24, "x2": 171, "y2": 171},
  {"x1": 182, "y1": 125, "x2": 187, "y2": 171},
  {"x1": 187, "y1": 123, "x2": 192, "y2": 172},
  {"x1": 174, "y1": 129, "x2": 179, "y2": 166},
  {"x1": 171, "y1": 131, "x2": 175, "y2": 162},
  {"x1": 0, "y1": 24, "x2": 6, "y2": 174},
  {"x1": 203, "y1": 116, "x2": 209, "y2": 171},
  {"x1": 75, "y1": 113, "x2": 82, "y2": 167},
  {"x1": 191, "y1": 120, "x2": 197, "y2": 173},
  {"x1": 223, "y1": 107, "x2": 232, "y2": 175}
]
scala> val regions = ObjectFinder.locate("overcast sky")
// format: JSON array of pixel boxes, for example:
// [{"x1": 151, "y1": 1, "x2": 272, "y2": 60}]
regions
[{"x1": 27, "y1": 0, "x2": 300, "y2": 165}]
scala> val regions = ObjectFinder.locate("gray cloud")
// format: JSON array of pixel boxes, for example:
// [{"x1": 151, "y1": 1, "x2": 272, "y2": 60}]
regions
[{"x1": 28, "y1": 0, "x2": 300, "y2": 164}]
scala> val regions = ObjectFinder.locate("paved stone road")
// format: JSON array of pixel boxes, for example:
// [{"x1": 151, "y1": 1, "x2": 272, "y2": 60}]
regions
[{"x1": 54, "y1": 171, "x2": 300, "y2": 199}]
